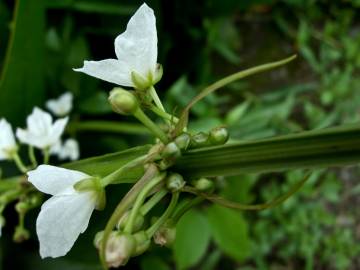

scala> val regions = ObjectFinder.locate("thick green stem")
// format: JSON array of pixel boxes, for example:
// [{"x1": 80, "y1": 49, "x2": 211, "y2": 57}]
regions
[
  {"x1": 124, "y1": 173, "x2": 166, "y2": 233},
  {"x1": 100, "y1": 165, "x2": 158, "y2": 269},
  {"x1": 146, "y1": 192, "x2": 179, "y2": 237},
  {"x1": 140, "y1": 188, "x2": 168, "y2": 215},
  {"x1": 133, "y1": 107, "x2": 169, "y2": 143}
]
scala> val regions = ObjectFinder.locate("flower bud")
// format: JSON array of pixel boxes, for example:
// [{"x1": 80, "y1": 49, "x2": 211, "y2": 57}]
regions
[
  {"x1": 131, "y1": 71, "x2": 151, "y2": 91},
  {"x1": 166, "y1": 173, "x2": 185, "y2": 192},
  {"x1": 190, "y1": 132, "x2": 210, "y2": 148},
  {"x1": 117, "y1": 211, "x2": 145, "y2": 232},
  {"x1": 162, "y1": 142, "x2": 181, "y2": 159},
  {"x1": 132, "y1": 230, "x2": 150, "y2": 256},
  {"x1": 209, "y1": 127, "x2": 229, "y2": 145},
  {"x1": 192, "y1": 178, "x2": 213, "y2": 191},
  {"x1": 105, "y1": 233, "x2": 136, "y2": 268},
  {"x1": 153, "y1": 64, "x2": 163, "y2": 85},
  {"x1": 158, "y1": 159, "x2": 173, "y2": 170},
  {"x1": 15, "y1": 201, "x2": 28, "y2": 214},
  {"x1": 109, "y1": 88, "x2": 139, "y2": 115},
  {"x1": 154, "y1": 224, "x2": 176, "y2": 247},
  {"x1": 93, "y1": 230, "x2": 104, "y2": 249},
  {"x1": 174, "y1": 133, "x2": 191, "y2": 150}
]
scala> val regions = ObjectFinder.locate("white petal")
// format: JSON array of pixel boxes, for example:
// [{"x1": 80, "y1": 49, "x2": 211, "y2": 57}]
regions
[
  {"x1": 36, "y1": 192, "x2": 96, "y2": 258},
  {"x1": 0, "y1": 118, "x2": 17, "y2": 159},
  {"x1": 114, "y1": 3, "x2": 157, "y2": 79},
  {"x1": 27, "y1": 165, "x2": 89, "y2": 196},
  {"x1": 74, "y1": 59, "x2": 133, "y2": 86},
  {"x1": 46, "y1": 92, "x2": 73, "y2": 116},
  {"x1": 48, "y1": 117, "x2": 69, "y2": 146},
  {"x1": 61, "y1": 139, "x2": 80, "y2": 161},
  {"x1": 27, "y1": 107, "x2": 53, "y2": 136}
]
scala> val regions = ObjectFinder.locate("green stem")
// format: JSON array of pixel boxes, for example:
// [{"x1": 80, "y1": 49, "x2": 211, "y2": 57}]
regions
[
  {"x1": 11, "y1": 153, "x2": 27, "y2": 173},
  {"x1": 28, "y1": 146, "x2": 37, "y2": 168},
  {"x1": 100, "y1": 155, "x2": 148, "y2": 187},
  {"x1": 100, "y1": 165, "x2": 158, "y2": 269},
  {"x1": 149, "y1": 86, "x2": 165, "y2": 112},
  {"x1": 140, "y1": 188, "x2": 168, "y2": 215},
  {"x1": 146, "y1": 192, "x2": 179, "y2": 237},
  {"x1": 133, "y1": 107, "x2": 169, "y2": 143},
  {"x1": 150, "y1": 105, "x2": 179, "y2": 123},
  {"x1": 124, "y1": 173, "x2": 166, "y2": 233},
  {"x1": 172, "y1": 196, "x2": 204, "y2": 223},
  {"x1": 42, "y1": 148, "x2": 50, "y2": 164}
]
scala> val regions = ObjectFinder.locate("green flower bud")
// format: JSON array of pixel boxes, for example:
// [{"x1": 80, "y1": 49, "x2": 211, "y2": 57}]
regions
[
  {"x1": 192, "y1": 178, "x2": 213, "y2": 191},
  {"x1": 166, "y1": 173, "x2": 185, "y2": 192},
  {"x1": 15, "y1": 201, "x2": 28, "y2": 214},
  {"x1": 153, "y1": 64, "x2": 163, "y2": 85},
  {"x1": 109, "y1": 88, "x2": 139, "y2": 115},
  {"x1": 13, "y1": 226, "x2": 30, "y2": 243},
  {"x1": 117, "y1": 211, "x2": 145, "y2": 232},
  {"x1": 154, "y1": 223, "x2": 176, "y2": 247},
  {"x1": 190, "y1": 132, "x2": 210, "y2": 148},
  {"x1": 93, "y1": 230, "x2": 104, "y2": 249},
  {"x1": 105, "y1": 233, "x2": 136, "y2": 268},
  {"x1": 158, "y1": 159, "x2": 174, "y2": 170},
  {"x1": 132, "y1": 230, "x2": 151, "y2": 256},
  {"x1": 174, "y1": 133, "x2": 191, "y2": 150},
  {"x1": 162, "y1": 142, "x2": 181, "y2": 159},
  {"x1": 209, "y1": 127, "x2": 229, "y2": 145},
  {"x1": 131, "y1": 71, "x2": 152, "y2": 91}
]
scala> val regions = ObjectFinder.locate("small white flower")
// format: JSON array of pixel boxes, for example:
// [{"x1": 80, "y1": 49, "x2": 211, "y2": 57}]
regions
[
  {"x1": 74, "y1": 3, "x2": 158, "y2": 88},
  {"x1": 27, "y1": 165, "x2": 98, "y2": 258},
  {"x1": 50, "y1": 139, "x2": 80, "y2": 161},
  {"x1": 0, "y1": 118, "x2": 17, "y2": 160},
  {"x1": 46, "y1": 92, "x2": 73, "y2": 116},
  {"x1": 16, "y1": 107, "x2": 68, "y2": 149}
]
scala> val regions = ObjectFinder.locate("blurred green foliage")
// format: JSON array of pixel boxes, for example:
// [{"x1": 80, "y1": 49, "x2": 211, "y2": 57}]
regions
[{"x1": 1, "y1": 0, "x2": 360, "y2": 269}]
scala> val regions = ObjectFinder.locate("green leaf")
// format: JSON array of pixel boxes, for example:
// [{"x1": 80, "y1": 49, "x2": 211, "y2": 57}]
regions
[
  {"x1": 140, "y1": 256, "x2": 171, "y2": 270},
  {"x1": 174, "y1": 209, "x2": 211, "y2": 270},
  {"x1": 67, "y1": 121, "x2": 149, "y2": 135},
  {"x1": 207, "y1": 205, "x2": 250, "y2": 261},
  {"x1": 0, "y1": 0, "x2": 45, "y2": 125},
  {"x1": 175, "y1": 124, "x2": 360, "y2": 178}
]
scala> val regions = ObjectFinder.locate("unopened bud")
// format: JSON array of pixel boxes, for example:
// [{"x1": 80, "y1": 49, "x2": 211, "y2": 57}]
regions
[
  {"x1": 166, "y1": 173, "x2": 185, "y2": 192},
  {"x1": 13, "y1": 226, "x2": 30, "y2": 243},
  {"x1": 154, "y1": 224, "x2": 176, "y2": 247},
  {"x1": 174, "y1": 133, "x2": 191, "y2": 150},
  {"x1": 93, "y1": 230, "x2": 104, "y2": 249},
  {"x1": 117, "y1": 211, "x2": 145, "y2": 232},
  {"x1": 105, "y1": 233, "x2": 136, "y2": 268},
  {"x1": 132, "y1": 231, "x2": 150, "y2": 256},
  {"x1": 15, "y1": 201, "x2": 28, "y2": 214},
  {"x1": 192, "y1": 178, "x2": 213, "y2": 191},
  {"x1": 209, "y1": 127, "x2": 229, "y2": 145},
  {"x1": 190, "y1": 132, "x2": 210, "y2": 148},
  {"x1": 109, "y1": 88, "x2": 139, "y2": 115},
  {"x1": 162, "y1": 142, "x2": 181, "y2": 159},
  {"x1": 158, "y1": 159, "x2": 174, "y2": 170}
]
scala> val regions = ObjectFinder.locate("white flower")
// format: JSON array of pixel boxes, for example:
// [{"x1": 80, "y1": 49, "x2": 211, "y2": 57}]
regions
[
  {"x1": 46, "y1": 92, "x2": 73, "y2": 116},
  {"x1": 74, "y1": 3, "x2": 158, "y2": 88},
  {"x1": 16, "y1": 107, "x2": 68, "y2": 149},
  {"x1": 27, "y1": 165, "x2": 97, "y2": 258},
  {"x1": 50, "y1": 139, "x2": 80, "y2": 161},
  {"x1": 0, "y1": 118, "x2": 17, "y2": 160}
]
